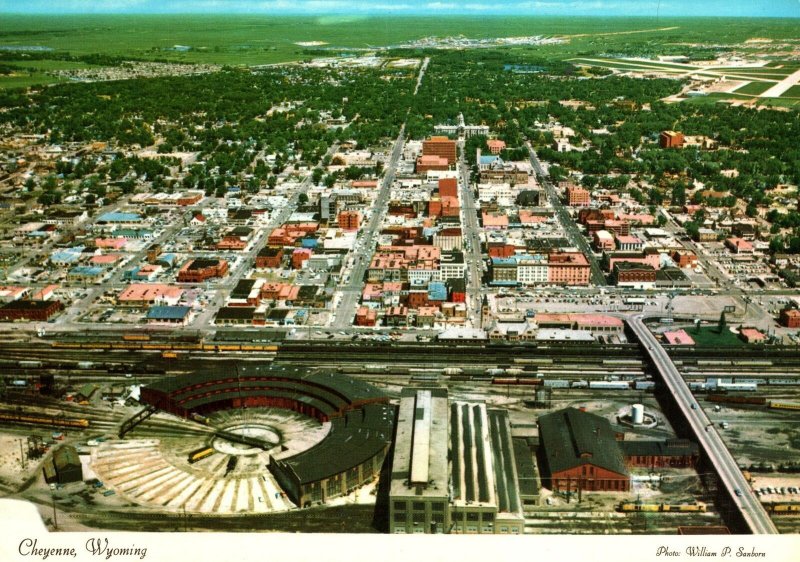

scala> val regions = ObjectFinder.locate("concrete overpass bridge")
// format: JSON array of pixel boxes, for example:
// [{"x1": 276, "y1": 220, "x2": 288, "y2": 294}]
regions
[{"x1": 627, "y1": 314, "x2": 778, "y2": 534}]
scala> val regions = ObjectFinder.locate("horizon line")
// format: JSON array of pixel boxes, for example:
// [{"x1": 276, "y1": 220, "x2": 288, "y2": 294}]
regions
[{"x1": 2, "y1": 12, "x2": 799, "y2": 18}]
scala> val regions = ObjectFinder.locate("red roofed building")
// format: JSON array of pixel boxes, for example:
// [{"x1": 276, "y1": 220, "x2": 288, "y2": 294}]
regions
[
  {"x1": 351, "y1": 180, "x2": 378, "y2": 188},
  {"x1": 438, "y1": 177, "x2": 459, "y2": 198},
  {"x1": 416, "y1": 155, "x2": 449, "y2": 173},
  {"x1": 176, "y1": 258, "x2": 229, "y2": 283},
  {"x1": 739, "y1": 327, "x2": 766, "y2": 344},
  {"x1": 487, "y1": 139, "x2": 506, "y2": 154},
  {"x1": 725, "y1": 237, "x2": 753, "y2": 254},
  {"x1": 664, "y1": 330, "x2": 696, "y2": 346},
  {"x1": 118, "y1": 283, "x2": 183, "y2": 307},
  {"x1": 488, "y1": 243, "x2": 516, "y2": 259},
  {"x1": 355, "y1": 306, "x2": 377, "y2": 327}
]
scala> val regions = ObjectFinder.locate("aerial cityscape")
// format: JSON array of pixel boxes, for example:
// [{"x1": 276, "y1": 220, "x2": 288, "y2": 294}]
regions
[{"x1": 1, "y1": 0, "x2": 800, "y2": 547}]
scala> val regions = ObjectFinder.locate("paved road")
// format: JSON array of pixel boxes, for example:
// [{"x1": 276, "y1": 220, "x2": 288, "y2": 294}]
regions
[
  {"x1": 628, "y1": 314, "x2": 778, "y2": 535},
  {"x1": 458, "y1": 141, "x2": 484, "y2": 327},
  {"x1": 331, "y1": 57, "x2": 430, "y2": 329},
  {"x1": 331, "y1": 128, "x2": 406, "y2": 329},
  {"x1": 526, "y1": 143, "x2": 606, "y2": 286}
]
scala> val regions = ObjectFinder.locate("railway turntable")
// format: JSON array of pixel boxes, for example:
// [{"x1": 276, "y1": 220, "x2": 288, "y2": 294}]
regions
[{"x1": 91, "y1": 364, "x2": 395, "y2": 514}]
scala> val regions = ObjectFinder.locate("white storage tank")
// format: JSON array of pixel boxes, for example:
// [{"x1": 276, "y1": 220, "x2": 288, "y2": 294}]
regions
[{"x1": 632, "y1": 403, "x2": 645, "y2": 425}]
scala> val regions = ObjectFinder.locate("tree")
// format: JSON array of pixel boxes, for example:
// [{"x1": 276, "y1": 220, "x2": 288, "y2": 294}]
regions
[
  {"x1": 312, "y1": 168, "x2": 324, "y2": 185},
  {"x1": 717, "y1": 310, "x2": 727, "y2": 334}
]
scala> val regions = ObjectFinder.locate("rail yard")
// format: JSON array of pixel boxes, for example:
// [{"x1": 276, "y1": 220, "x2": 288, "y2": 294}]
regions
[{"x1": 0, "y1": 326, "x2": 798, "y2": 535}]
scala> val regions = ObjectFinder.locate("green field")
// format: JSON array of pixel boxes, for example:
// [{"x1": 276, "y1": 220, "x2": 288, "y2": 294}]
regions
[
  {"x1": 781, "y1": 85, "x2": 800, "y2": 99},
  {"x1": 1, "y1": 15, "x2": 799, "y2": 67},
  {"x1": 689, "y1": 326, "x2": 747, "y2": 347},
  {"x1": 0, "y1": 72, "x2": 63, "y2": 88},
  {"x1": 733, "y1": 81, "x2": 774, "y2": 95}
]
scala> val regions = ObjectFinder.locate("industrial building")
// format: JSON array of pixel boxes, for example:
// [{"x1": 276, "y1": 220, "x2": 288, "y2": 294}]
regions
[
  {"x1": 537, "y1": 407, "x2": 630, "y2": 493},
  {"x1": 389, "y1": 388, "x2": 528, "y2": 534},
  {"x1": 43, "y1": 445, "x2": 83, "y2": 485}
]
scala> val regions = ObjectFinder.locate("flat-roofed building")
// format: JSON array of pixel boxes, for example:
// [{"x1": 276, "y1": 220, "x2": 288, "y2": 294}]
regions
[
  {"x1": 390, "y1": 388, "x2": 450, "y2": 534},
  {"x1": 118, "y1": 283, "x2": 183, "y2": 308},
  {"x1": 566, "y1": 185, "x2": 590, "y2": 207},
  {"x1": 422, "y1": 136, "x2": 457, "y2": 165},
  {"x1": 389, "y1": 389, "x2": 527, "y2": 535}
]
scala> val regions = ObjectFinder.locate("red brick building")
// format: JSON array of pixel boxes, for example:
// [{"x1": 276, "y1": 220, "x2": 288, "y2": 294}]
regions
[
  {"x1": 622, "y1": 439, "x2": 700, "y2": 469},
  {"x1": 406, "y1": 291, "x2": 429, "y2": 309},
  {"x1": 291, "y1": 248, "x2": 312, "y2": 269},
  {"x1": 438, "y1": 177, "x2": 459, "y2": 198},
  {"x1": 428, "y1": 198, "x2": 442, "y2": 217},
  {"x1": 613, "y1": 262, "x2": 657, "y2": 286},
  {"x1": 338, "y1": 210, "x2": 361, "y2": 231},
  {"x1": 566, "y1": 185, "x2": 590, "y2": 206},
  {"x1": 422, "y1": 136, "x2": 457, "y2": 165},
  {"x1": 671, "y1": 250, "x2": 698, "y2": 268},
  {"x1": 256, "y1": 247, "x2": 284, "y2": 269},
  {"x1": 779, "y1": 308, "x2": 800, "y2": 328},
  {"x1": 660, "y1": 130, "x2": 684, "y2": 148},
  {"x1": 355, "y1": 306, "x2": 377, "y2": 327},
  {"x1": 538, "y1": 408, "x2": 630, "y2": 493},
  {"x1": 0, "y1": 300, "x2": 64, "y2": 322},
  {"x1": 547, "y1": 252, "x2": 590, "y2": 286},
  {"x1": 176, "y1": 258, "x2": 229, "y2": 283}
]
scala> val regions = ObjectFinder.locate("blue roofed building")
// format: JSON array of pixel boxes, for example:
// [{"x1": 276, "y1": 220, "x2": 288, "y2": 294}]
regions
[
  {"x1": 300, "y1": 237, "x2": 319, "y2": 250},
  {"x1": 155, "y1": 253, "x2": 177, "y2": 269},
  {"x1": 97, "y1": 212, "x2": 142, "y2": 224},
  {"x1": 50, "y1": 246, "x2": 85, "y2": 265},
  {"x1": 428, "y1": 281, "x2": 447, "y2": 302},
  {"x1": 146, "y1": 305, "x2": 192, "y2": 326}
]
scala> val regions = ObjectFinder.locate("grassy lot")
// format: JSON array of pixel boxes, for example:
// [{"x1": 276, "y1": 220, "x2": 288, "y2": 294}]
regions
[
  {"x1": 733, "y1": 81, "x2": 774, "y2": 95},
  {"x1": 780, "y1": 85, "x2": 800, "y2": 99},
  {"x1": 0, "y1": 72, "x2": 63, "y2": 89},
  {"x1": 759, "y1": 97, "x2": 800, "y2": 109},
  {"x1": 688, "y1": 326, "x2": 746, "y2": 347},
  {"x1": 1, "y1": 15, "x2": 799, "y2": 67}
]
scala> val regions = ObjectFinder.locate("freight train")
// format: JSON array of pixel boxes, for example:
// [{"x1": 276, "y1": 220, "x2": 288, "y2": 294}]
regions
[
  {"x1": 762, "y1": 502, "x2": 800, "y2": 514},
  {"x1": 52, "y1": 340, "x2": 279, "y2": 353},
  {"x1": 706, "y1": 395, "x2": 800, "y2": 411},
  {"x1": 617, "y1": 502, "x2": 707, "y2": 513},
  {"x1": 0, "y1": 410, "x2": 89, "y2": 429}
]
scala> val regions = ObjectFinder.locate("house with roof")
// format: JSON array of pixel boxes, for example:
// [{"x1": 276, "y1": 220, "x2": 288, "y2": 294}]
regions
[
  {"x1": 537, "y1": 407, "x2": 630, "y2": 493},
  {"x1": 146, "y1": 305, "x2": 192, "y2": 326}
]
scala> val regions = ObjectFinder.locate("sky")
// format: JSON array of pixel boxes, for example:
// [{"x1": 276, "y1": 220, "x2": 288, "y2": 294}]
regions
[{"x1": 2, "y1": 0, "x2": 799, "y2": 17}]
